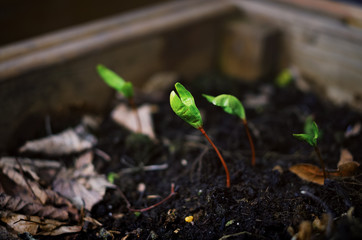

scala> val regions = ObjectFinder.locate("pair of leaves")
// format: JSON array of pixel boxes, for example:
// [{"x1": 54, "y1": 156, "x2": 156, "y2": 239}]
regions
[
  {"x1": 97, "y1": 64, "x2": 134, "y2": 98},
  {"x1": 170, "y1": 83, "x2": 246, "y2": 128},
  {"x1": 203, "y1": 94, "x2": 246, "y2": 120},
  {"x1": 293, "y1": 120, "x2": 319, "y2": 147},
  {"x1": 170, "y1": 83, "x2": 203, "y2": 129}
]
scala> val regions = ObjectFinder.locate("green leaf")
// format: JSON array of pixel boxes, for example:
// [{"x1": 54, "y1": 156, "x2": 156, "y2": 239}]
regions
[
  {"x1": 304, "y1": 116, "x2": 315, "y2": 136},
  {"x1": 170, "y1": 82, "x2": 203, "y2": 129},
  {"x1": 293, "y1": 133, "x2": 316, "y2": 147},
  {"x1": 202, "y1": 94, "x2": 246, "y2": 120},
  {"x1": 107, "y1": 172, "x2": 118, "y2": 184},
  {"x1": 96, "y1": 64, "x2": 134, "y2": 98},
  {"x1": 275, "y1": 68, "x2": 293, "y2": 88},
  {"x1": 293, "y1": 121, "x2": 320, "y2": 147}
]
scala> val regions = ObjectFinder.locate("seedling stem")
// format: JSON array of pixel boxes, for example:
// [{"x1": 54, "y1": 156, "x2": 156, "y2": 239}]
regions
[
  {"x1": 203, "y1": 94, "x2": 256, "y2": 166},
  {"x1": 198, "y1": 127, "x2": 231, "y2": 188},
  {"x1": 242, "y1": 119, "x2": 256, "y2": 166},
  {"x1": 314, "y1": 146, "x2": 327, "y2": 180}
]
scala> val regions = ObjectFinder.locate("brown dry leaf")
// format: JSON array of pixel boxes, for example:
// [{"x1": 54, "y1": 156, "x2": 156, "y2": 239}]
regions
[
  {"x1": 1, "y1": 165, "x2": 48, "y2": 204},
  {"x1": 312, "y1": 214, "x2": 331, "y2": 232},
  {"x1": 337, "y1": 148, "x2": 360, "y2": 176},
  {"x1": 53, "y1": 152, "x2": 115, "y2": 210},
  {"x1": 19, "y1": 125, "x2": 97, "y2": 155},
  {"x1": 0, "y1": 211, "x2": 81, "y2": 236},
  {"x1": 112, "y1": 103, "x2": 156, "y2": 140},
  {"x1": 296, "y1": 221, "x2": 312, "y2": 240},
  {"x1": 338, "y1": 148, "x2": 354, "y2": 167},
  {"x1": 290, "y1": 150, "x2": 360, "y2": 185},
  {"x1": 0, "y1": 193, "x2": 69, "y2": 221},
  {"x1": 338, "y1": 161, "x2": 360, "y2": 176},
  {"x1": 289, "y1": 164, "x2": 326, "y2": 185}
]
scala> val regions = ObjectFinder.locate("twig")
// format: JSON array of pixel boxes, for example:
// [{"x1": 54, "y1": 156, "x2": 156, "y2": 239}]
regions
[
  {"x1": 120, "y1": 163, "x2": 168, "y2": 174},
  {"x1": 94, "y1": 148, "x2": 111, "y2": 162},
  {"x1": 128, "y1": 183, "x2": 176, "y2": 212},
  {"x1": 219, "y1": 231, "x2": 256, "y2": 240},
  {"x1": 15, "y1": 157, "x2": 42, "y2": 204}
]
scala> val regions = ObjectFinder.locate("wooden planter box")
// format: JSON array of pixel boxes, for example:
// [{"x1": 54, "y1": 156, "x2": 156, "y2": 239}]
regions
[{"x1": 0, "y1": 0, "x2": 361, "y2": 152}]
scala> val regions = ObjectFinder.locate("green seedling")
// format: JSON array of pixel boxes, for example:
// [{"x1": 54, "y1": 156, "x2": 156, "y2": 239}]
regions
[
  {"x1": 293, "y1": 121, "x2": 327, "y2": 180},
  {"x1": 203, "y1": 94, "x2": 256, "y2": 166},
  {"x1": 170, "y1": 82, "x2": 230, "y2": 187},
  {"x1": 275, "y1": 68, "x2": 293, "y2": 88},
  {"x1": 97, "y1": 64, "x2": 142, "y2": 132}
]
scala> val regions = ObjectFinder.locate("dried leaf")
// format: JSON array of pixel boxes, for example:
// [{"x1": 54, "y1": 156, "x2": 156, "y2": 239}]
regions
[
  {"x1": 312, "y1": 214, "x2": 330, "y2": 232},
  {"x1": 0, "y1": 193, "x2": 69, "y2": 221},
  {"x1": 53, "y1": 152, "x2": 115, "y2": 210},
  {"x1": 338, "y1": 161, "x2": 360, "y2": 176},
  {"x1": 337, "y1": 149, "x2": 360, "y2": 176},
  {"x1": 338, "y1": 148, "x2": 354, "y2": 168},
  {"x1": 0, "y1": 211, "x2": 81, "y2": 236},
  {"x1": 289, "y1": 164, "x2": 326, "y2": 185},
  {"x1": 296, "y1": 221, "x2": 312, "y2": 240},
  {"x1": 1, "y1": 166, "x2": 48, "y2": 204},
  {"x1": 112, "y1": 103, "x2": 156, "y2": 140},
  {"x1": 290, "y1": 161, "x2": 359, "y2": 185},
  {"x1": 19, "y1": 125, "x2": 97, "y2": 155}
]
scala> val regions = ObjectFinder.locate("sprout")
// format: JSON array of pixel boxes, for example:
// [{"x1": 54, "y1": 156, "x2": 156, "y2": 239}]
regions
[
  {"x1": 293, "y1": 120, "x2": 327, "y2": 180},
  {"x1": 170, "y1": 82, "x2": 203, "y2": 129},
  {"x1": 293, "y1": 121, "x2": 319, "y2": 147},
  {"x1": 203, "y1": 94, "x2": 256, "y2": 166},
  {"x1": 96, "y1": 64, "x2": 141, "y2": 132},
  {"x1": 96, "y1": 64, "x2": 133, "y2": 98},
  {"x1": 170, "y1": 83, "x2": 230, "y2": 187}
]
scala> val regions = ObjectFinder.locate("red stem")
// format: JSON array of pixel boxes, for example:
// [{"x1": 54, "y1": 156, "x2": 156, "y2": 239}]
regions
[
  {"x1": 242, "y1": 119, "x2": 256, "y2": 166},
  {"x1": 129, "y1": 97, "x2": 142, "y2": 133},
  {"x1": 128, "y1": 183, "x2": 176, "y2": 212},
  {"x1": 198, "y1": 127, "x2": 230, "y2": 188}
]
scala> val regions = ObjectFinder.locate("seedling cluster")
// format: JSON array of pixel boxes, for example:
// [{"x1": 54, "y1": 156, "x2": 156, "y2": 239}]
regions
[
  {"x1": 97, "y1": 65, "x2": 334, "y2": 189},
  {"x1": 170, "y1": 83, "x2": 231, "y2": 187},
  {"x1": 170, "y1": 83, "x2": 258, "y2": 187}
]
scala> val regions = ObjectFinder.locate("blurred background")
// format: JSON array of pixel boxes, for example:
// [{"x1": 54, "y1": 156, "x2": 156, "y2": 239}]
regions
[
  {"x1": 0, "y1": 0, "x2": 361, "y2": 151},
  {"x1": 0, "y1": 0, "x2": 170, "y2": 46}
]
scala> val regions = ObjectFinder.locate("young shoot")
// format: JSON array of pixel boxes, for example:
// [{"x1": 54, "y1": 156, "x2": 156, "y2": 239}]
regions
[
  {"x1": 170, "y1": 82, "x2": 230, "y2": 188},
  {"x1": 203, "y1": 94, "x2": 256, "y2": 166},
  {"x1": 97, "y1": 64, "x2": 142, "y2": 132},
  {"x1": 293, "y1": 121, "x2": 327, "y2": 180}
]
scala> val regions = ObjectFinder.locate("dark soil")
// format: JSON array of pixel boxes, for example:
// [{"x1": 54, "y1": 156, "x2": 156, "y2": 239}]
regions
[{"x1": 20, "y1": 74, "x2": 362, "y2": 239}]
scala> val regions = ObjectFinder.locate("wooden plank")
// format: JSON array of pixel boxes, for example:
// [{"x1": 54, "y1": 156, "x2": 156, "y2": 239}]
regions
[
  {"x1": 0, "y1": 0, "x2": 236, "y2": 152},
  {"x1": 0, "y1": 0, "x2": 236, "y2": 81},
  {"x1": 232, "y1": 0, "x2": 362, "y2": 110}
]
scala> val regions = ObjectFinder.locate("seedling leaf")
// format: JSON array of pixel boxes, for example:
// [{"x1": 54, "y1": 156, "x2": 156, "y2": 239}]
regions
[
  {"x1": 293, "y1": 133, "x2": 316, "y2": 147},
  {"x1": 97, "y1": 64, "x2": 134, "y2": 98},
  {"x1": 202, "y1": 94, "x2": 245, "y2": 120},
  {"x1": 170, "y1": 83, "x2": 203, "y2": 129},
  {"x1": 293, "y1": 121, "x2": 319, "y2": 147}
]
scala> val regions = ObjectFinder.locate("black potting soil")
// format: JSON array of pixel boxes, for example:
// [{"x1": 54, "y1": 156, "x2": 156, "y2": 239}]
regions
[{"x1": 18, "y1": 73, "x2": 362, "y2": 239}]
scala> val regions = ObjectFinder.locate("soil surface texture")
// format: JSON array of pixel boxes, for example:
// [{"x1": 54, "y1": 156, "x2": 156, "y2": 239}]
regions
[{"x1": 9, "y1": 74, "x2": 362, "y2": 239}]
